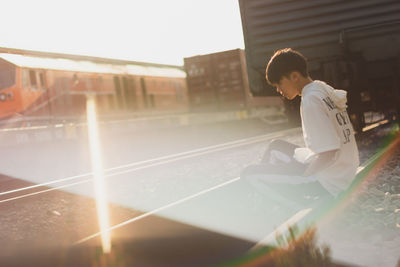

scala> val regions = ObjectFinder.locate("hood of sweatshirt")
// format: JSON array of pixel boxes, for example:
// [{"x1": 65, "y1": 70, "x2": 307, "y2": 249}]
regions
[{"x1": 312, "y1": 80, "x2": 348, "y2": 111}]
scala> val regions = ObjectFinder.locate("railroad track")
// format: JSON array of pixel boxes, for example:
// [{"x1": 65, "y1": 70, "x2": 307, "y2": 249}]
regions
[
  {"x1": 0, "y1": 123, "x2": 398, "y2": 266},
  {"x1": 0, "y1": 127, "x2": 300, "y2": 204}
]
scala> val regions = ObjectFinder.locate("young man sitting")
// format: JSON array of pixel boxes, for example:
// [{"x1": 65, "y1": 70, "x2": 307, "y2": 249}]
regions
[{"x1": 241, "y1": 48, "x2": 359, "y2": 203}]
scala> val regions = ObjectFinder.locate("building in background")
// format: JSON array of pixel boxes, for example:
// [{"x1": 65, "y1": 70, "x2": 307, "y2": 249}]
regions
[{"x1": 184, "y1": 49, "x2": 282, "y2": 112}]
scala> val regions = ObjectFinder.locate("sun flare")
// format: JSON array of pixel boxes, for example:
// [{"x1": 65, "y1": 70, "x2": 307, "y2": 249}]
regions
[{"x1": 86, "y1": 94, "x2": 111, "y2": 253}]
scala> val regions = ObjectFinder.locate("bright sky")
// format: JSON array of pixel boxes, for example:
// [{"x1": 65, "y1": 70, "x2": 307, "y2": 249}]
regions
[{"x1": 0, "y1": 0, "x2": 245, "y2": 66}]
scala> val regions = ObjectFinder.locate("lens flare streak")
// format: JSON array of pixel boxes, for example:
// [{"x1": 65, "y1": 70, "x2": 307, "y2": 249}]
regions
[{"x1": 86, "y1": 94, "x2": 111, "y2": 253}]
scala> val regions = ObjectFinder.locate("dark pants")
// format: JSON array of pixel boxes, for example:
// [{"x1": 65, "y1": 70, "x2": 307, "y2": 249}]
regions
[{"x1": 241, "y1": 140, "x2": 333, "y2": 206}]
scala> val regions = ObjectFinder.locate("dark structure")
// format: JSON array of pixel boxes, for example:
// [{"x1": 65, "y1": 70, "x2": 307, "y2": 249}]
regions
[{"x1": 239, "y1": 0, "x2": 400, "y2": 130}]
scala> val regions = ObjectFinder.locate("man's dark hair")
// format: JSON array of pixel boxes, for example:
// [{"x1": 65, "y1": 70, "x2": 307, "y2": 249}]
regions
[{"x1": 266, "y1": 48, "x2": 309, "y2": 85}]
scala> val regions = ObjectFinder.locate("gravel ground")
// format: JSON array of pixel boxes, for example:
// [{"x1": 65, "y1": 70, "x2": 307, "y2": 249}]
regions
[
  {"x1": 249, "y1": 122, "x2": 400, "y2": 266},
  {"x1": 317, "y1": 124, "x2": 400, "y2": 267},
  {"x1": 0, "y1": 120, "x2": 399, "y2": 266},
  {"x1": 0, "y1": 175, "x2": 140, "y2": 256},
  {"x1": 0, "y1": 118, "x2": 287, "y2": 263}
]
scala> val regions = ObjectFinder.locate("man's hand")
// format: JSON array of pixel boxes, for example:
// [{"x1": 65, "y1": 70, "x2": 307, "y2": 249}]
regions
[{"x1": 303, "y1": 149, "x2": 338, "y2": 176}]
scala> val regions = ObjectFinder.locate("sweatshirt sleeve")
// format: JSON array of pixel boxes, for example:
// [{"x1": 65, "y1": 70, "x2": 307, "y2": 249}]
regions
[{"x1": 301, "y1": 94, "x2": 341, "y2": 154}]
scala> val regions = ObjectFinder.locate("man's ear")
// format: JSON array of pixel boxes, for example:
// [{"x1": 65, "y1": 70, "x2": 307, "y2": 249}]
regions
[{"x1": 289, "y1": 71, "x2": 301, "y2": 81}]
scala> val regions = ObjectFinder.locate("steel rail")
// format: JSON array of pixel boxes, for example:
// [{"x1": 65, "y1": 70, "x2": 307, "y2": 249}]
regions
[
  {"x1": 73, "y1": 127, "x2": 400, "y2": 248},
  {"x1": 0, "y1": 127, "x2": 301, "y2": 203},
  {"x1": 74, "y1": 176, "x2": 242, "y2": 245}
]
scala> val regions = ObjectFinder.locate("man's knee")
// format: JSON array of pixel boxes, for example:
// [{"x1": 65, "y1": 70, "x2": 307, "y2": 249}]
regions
[{"x1": 268, "y1": 139, "x2": 297, "y2": 152}]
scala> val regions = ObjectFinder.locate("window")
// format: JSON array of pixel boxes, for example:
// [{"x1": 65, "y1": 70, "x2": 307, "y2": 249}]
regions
[
  {"x1": 188, "y1": 65, "x2": 205, "y2": 77},
  {"x1": 29, "y1": 70, "x2": 38, "y2": 90},
  {"x1": 39, "y1": 72, "x2": 46, "y2": 91},
  {"x1": 229, "y1": 61, "x2": 240, "y2": 70},
  {"x1": 96, "y1": 76, "x2": 103, "y2": 92},
  {"x1": 86, "y1": 78, "x2": 92, "y2": 91},
  {"x1": 73, "y1": 74, "x2": 79, "y2": 85},
  {"x1": 231, "y1": 71, "x2": 240, "y2": 80},
  {"x1": 218, "y1": 63, "x2": 227, "y2": 69},
  {"x1": 22, "y1": 69, "x2": 29, "y2": 89},
  {"x1": 149, "y1": 94, "x2": 155, "y2": 107},
  {"x1": 0, "y1": 61, "x2": 16, "y2": 90},
  {"x1": 176, "y1": 88, "x2": 185, "y2": 102},
  {"x1": 114, "y1": 76, "x2": 123, "y2": 109}
]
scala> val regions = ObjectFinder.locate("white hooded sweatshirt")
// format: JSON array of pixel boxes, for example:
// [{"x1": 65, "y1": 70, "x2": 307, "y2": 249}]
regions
[{"x1": 295, "y1": 80, "x2": 359, "y2": 196}]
